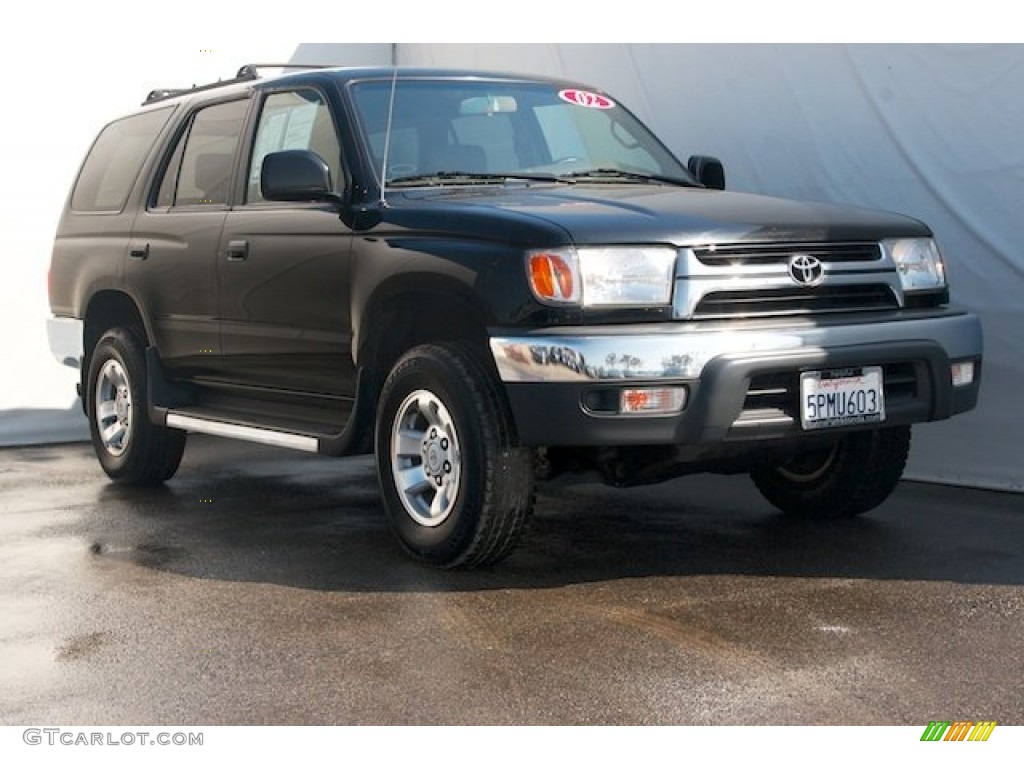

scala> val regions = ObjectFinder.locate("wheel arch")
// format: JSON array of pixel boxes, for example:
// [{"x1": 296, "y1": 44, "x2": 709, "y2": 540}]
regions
[{"x1": 355, "y1": 275, "x2": 496, "y2": 387}]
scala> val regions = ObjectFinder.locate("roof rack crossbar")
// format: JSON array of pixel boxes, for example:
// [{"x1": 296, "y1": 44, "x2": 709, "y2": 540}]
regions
[
  {"x1": 234, "y1": 63, "x2": 338, "y2": 79},
  {"x1": 142, "y1": 62, "x2": 339, "y2": 106}
]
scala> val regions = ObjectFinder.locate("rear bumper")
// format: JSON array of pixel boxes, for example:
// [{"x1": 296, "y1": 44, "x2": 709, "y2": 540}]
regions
[
  {"x1": 47, "y1": 316, "x2": 84, "y2": 369},
  {"x1": 489, "y1": 309, "x2": 982, "y2": 446}
]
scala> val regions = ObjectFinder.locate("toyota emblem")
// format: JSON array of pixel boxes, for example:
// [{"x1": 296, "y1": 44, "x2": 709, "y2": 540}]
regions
[{"x1": 788, "y1": 253, "x2": 824, "y2": 287}]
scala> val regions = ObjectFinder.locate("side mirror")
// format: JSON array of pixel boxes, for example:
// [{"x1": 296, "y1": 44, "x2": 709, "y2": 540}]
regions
[
  {"x1": 687, "y1": 155, "x2": 725, "y2": 190},
  {"x1": 261, "y1": 150, "x2": 338, "y2": 203}
]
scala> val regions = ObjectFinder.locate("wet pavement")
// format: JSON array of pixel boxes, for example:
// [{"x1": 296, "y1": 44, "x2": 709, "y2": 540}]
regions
[{"x1": 1, "y1": 436, "x2": 1021, "y2": 725}]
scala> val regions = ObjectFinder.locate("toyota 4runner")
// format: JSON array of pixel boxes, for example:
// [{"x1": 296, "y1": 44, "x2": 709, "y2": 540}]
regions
[{"x1": 47, "y1": 65, "x2": 983, "y2": 567}]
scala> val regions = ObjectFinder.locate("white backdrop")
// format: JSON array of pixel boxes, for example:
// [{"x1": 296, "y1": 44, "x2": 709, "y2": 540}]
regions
[
  {"x1": 399, "y1": 44, "x2": 1024, "y2": 492},
  {"x1": 0, "y1": 39, "x2": 1019, "y2": 492}
]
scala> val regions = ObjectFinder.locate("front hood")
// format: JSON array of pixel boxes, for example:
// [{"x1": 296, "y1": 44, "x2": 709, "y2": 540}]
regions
[{"x1": 390, "y1": 183, "x2": 930, "y2": 245}]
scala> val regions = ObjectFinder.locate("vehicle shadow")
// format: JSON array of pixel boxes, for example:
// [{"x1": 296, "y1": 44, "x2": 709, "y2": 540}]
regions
[{"x1": 79, "y1": 437, "x2": 1024, "y2": 593}]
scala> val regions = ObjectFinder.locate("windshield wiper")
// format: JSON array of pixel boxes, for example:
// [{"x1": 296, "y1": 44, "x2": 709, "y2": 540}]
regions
[
  {"x1": 560, "y1": 167, "x2": 697, "y2": 187},
  {"x1": 389, "y1": 171, "x2": 565, "y2": 187}
]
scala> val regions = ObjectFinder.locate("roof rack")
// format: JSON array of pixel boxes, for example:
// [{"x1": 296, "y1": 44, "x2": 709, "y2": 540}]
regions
[{"x1": 142, "y1": 63, "x2": 339, "y2": 106}]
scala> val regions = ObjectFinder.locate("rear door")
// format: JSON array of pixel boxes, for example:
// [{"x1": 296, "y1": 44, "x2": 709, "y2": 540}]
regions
[
  {"x1": 217, "y1": 87, "x2": 356, "y2": 398},
  {"x1": 127, "y1": 98, "x2": 250, "y2": 378}
]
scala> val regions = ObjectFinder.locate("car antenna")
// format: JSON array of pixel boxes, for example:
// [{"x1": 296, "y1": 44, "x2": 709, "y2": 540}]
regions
[{"x1": 378, "y1": 65, "x2": 399, "y2": 208}]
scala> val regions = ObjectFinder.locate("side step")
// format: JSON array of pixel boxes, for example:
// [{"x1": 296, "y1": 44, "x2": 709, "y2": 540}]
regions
[
  {"x1": 145, "y1": 347, "x2": 373, "y2": 456},
  {"x1": 165, "y1": 412, "x2": 319, "y2": 453}
]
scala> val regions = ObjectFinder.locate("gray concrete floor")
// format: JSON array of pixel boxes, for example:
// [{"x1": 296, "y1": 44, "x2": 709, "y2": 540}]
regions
[{"x1": 1, "y1": 436, "x2": 1021, "y2": 725}]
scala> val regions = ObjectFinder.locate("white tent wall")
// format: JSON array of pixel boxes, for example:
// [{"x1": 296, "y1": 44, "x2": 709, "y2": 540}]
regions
[{"x1": 399, "y1": 43, "x2": 1024, "y2": 492}]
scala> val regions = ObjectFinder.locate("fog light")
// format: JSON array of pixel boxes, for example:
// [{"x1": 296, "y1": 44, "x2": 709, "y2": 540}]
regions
[
  {"x1": 619, "y1": 387, "x2": 687, "y2": 415},
  {"x1": 951, "y1": 361, "x2": 975, "y2": 387}
]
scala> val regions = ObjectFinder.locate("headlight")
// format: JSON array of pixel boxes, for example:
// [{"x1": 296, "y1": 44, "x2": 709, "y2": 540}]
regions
[
  {"x1": 527, "y1": 246, "x2": 676, "y2": 307},
  {"x1": 884, "y1": 238, "x2": 946, "y2": 292}
]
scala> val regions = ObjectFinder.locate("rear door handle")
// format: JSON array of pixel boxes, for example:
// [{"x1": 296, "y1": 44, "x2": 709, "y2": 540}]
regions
[
  {"x1": 129, "y1": 243, "x2": 150, "y2": 260},
  {"x1": 226, "y1": 240, "x2": 249, "y2": 261}
]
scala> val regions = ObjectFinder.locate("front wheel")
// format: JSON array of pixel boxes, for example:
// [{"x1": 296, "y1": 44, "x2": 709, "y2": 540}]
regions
[
  {"x1": 375, "y1": 342, "x2": 535, "y2": 568},
  {"x1": 86, "y1": 328, "x2": 186, "y2": 485},
  {"x1": 751, "y1": 426, "x2": 911, "y2": 518}
]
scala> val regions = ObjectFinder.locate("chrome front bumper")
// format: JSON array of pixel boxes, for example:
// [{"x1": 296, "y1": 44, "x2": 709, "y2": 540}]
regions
[
  {"x1": 489, "y1": 309, "x2": 983, "y2": 446},
  {"x1": 490, "y1": 310, "x2": 982, "y2": 383}
]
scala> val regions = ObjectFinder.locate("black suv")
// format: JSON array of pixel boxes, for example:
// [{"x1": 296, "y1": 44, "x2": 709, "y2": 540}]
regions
[{"x1": 48, "y1": 65, "x2": 983, "y2": 567}]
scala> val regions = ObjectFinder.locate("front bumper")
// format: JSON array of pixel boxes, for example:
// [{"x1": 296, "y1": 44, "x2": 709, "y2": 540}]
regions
[{"x1": 489, "y1": 309, "x2": 982, "y2": 446}]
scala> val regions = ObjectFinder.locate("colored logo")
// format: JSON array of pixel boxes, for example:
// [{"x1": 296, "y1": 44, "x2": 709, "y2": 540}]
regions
[{"x1": 920, "y1": 720, "x2": 996, "y2": 742}]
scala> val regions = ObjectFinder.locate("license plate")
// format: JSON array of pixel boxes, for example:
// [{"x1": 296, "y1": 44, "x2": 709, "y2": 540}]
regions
[{"x1": 800, "y1": 367, "x2": 885, "y2": 430}]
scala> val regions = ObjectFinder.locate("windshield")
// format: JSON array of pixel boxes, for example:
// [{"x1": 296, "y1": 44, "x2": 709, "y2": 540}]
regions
[{"x1": 350, "y1": 78, "x2": 694, "y2": 185}]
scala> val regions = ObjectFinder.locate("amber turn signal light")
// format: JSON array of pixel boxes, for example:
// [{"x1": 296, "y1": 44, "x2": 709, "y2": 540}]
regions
[{"x1": 528, "y1": 252, "x2": 578, "y2": 303}]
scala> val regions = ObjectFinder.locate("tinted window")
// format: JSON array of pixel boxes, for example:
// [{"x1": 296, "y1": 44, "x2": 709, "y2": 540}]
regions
[
  {"x1": 247, "y1": 89, "x2": 341, "y2": 203},
  {"x1": 156, "y1": 99, "x2": 248, "y2": 207},
  {"x1": 154, "y1": 122, "x2": 188, "y2": 208},
  {"x1": 71, "y1": 108, "x2": 173, "y2": 212},
  {"x1": 351, "y1": 80, "x2": 688, "y2": 183}
]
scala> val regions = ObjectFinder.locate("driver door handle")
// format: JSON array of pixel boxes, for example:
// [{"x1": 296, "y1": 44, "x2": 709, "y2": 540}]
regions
[{"x1": 226, "y1": 240, "x2": 249, "y2": 261}]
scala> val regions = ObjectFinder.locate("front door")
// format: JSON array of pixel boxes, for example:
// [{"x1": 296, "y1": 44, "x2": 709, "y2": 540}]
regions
[{"x1": 217, "y1": 88, "x2": 355, "y2": 399}]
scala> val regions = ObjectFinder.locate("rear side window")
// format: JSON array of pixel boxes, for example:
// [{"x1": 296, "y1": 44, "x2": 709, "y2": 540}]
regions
[
  {"x1": 71, "y1": 107, "x2": 173, "y2": 212},
  {"x1": 155, "y1": 99, "x2": 249, "y2": 208}
]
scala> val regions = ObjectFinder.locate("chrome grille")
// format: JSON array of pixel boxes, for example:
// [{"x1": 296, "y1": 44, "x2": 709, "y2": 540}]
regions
[{"x1": 674, "y1": 241, "x2": 904, "y2": 319}]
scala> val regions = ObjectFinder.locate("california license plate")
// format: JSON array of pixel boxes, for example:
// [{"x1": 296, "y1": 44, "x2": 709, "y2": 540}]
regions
[{"x1": 800, "y1": 367, "x2": 885, "y2": 430}]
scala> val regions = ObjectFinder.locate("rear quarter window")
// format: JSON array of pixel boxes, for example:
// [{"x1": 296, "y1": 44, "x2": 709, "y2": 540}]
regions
[{"x1": 71, "y1": 107, "x2": 173, "y2": 213}]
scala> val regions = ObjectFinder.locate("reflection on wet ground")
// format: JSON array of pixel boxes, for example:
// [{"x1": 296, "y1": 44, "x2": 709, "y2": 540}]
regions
[{"x1": 1, "y1": 436, "x2": 1021, "y2": 724}]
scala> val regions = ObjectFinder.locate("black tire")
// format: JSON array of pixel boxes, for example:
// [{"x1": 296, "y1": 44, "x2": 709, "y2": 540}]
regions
[
  {"x1": 375, "y1": 342, "x2": 535, "y2": 568},
  {"x1": 86, "y1": 328, "x2": 186, "y2": 485},
  {"x1": 751, "y1": 426, "x2": 911, "y2": 518}
]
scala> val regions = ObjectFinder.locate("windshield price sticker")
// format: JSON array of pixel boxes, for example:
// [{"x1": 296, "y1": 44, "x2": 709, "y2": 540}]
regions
[
  {"x1": 800, "y1": 367, "x2": 885, "y2": 430},
  {"x1": 558, "y1": 89, "x2": 615, "y2": 109}
]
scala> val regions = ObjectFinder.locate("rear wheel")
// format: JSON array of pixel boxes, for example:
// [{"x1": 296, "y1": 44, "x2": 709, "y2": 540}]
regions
[
  {"x1": 751, "y1": 426, "x2": 911, "y2": 518},
  {"x1": 87, "y1": 328, "x2": 186, "y2": 485},
  {"x1": 375, "y1": 342, "x2": 535, "y2": 568}
]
